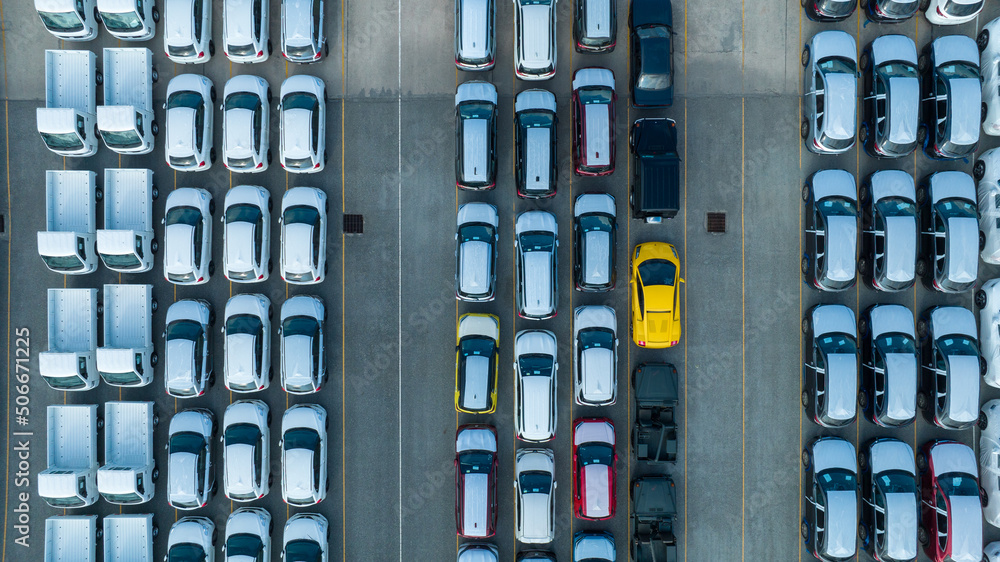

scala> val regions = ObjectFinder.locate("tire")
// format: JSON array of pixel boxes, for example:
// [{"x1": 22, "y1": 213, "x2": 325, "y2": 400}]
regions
[
  {"x1": 209, "y1": 199, "x2": 216, "y2": 216},
  {"x1": 208, "y1": 261, "x2": 215, "y2": 276},
  {"x1": 858, "y1": 389, "x2": 869, "y2": 411},
  {"x1": 915, "y1": 186, "x2": 926, "y2": 206},
  {"x1": 802, "y1": 183, "x2": 810, "y2": 202},
  {"x1": 151, "y1": 121, "x2": 159, "y2": 136},
  {"x1": 97, "y1": 417, "x2": 104, "y2": 429},
  {"x1": 918, "y1": 526, "x2": 928, "y2": 546},
  {"x1": 268, "y1": 306, "x2": 273, "y2": 319},
  {"x1": 150, "y1": 352, "x2": 158, "y2": 366},
  {"x1": 152, "y1": 186, "x2": 159, "y2": 199},
  {"x1": 858, "y1": 123, "x2": 868, "y2": 146},
  {"x1": 324, "y1": 42, "x2": 330, "y2": 57},
  {"x1": 984, "y1": 102, "x2": 989, "y2": 124},
  {"x1": 268, "y1": 40, "x2": 273, "y2": 56},
  {"x1": 95, "y1": 71, "x2": 103, "y2": 86},
  {"x1": 975, "y1": 159, "x2": 987, "y2": 181},
  {"x1": 267, "y1": 88, "x2": 273, "y2": 104},
  {"x1": 981, "y1": 411, "x2": 990, "y2": 430},
  {"x1": 858, "y1": 521, "x2": 869, "y2": 542},
  {"x1": 95, "y1": 187, "x2": 104, "y2": 201},
  {"x1": 859, "y1": 184, "x2": 869, "y2": 205},
  {"x1": 917, "y1": 54, "x2": 929, "y2": 73},
  {"x1": 801, "y1": 390, "x2": 809, "y2": 408},
  {"x1": 210, "y1": 86, "x2": 216, "y2": 103},
  {"x1": 801, "y1": 520, "x2": 810, "y2": 541},
  {"x1": 267, "y1": 197, "x2": 273, "y2": 211},
  {"x1": 152, "y1": 7, "x2": 160, "y2": 22},
  {"x1": 801, "y1": 45, "x2": 811, "y2": 67},
  {"x1": 917, "y1": 391, "x2": 929, "y2": 411},
  {"x1": 916, "y1": 319, "x2": 928, "y2": 339},
  {"x1": 267, "y1": 411, "x2": 272, "y2": 426},
  {"x1": 151, "y1": 299, "x2": 158, "y2": 312},
  {"x1": 152, "y1": 525, "x2": 158, "y2": 538},
  {"x1": 266, "y1": 149, "x2": 272, "y2": 165},
  {"x1": 979, "y1": 29, "x2": 991, "y2": 52},
  {"x1": 982, "y1": 486, "x2": 990, "y2": 507},
  {"x1": 212, "y1": 529, "x2": 218, "y2": 545},
  {"x1": 917, "y1": 125, "x2": 927, "y2": 145},
  {"x1": 858, "y1": 316, "x2": 869, "y2": 337},
  {"x1": 152, "y1": 468, "x2": 159, "y2": 481},
  {"x1": 801, "y1": 256, "x2": 810, "y2": 276},
  {"x1": 151, "y1": 239, "x2": 159, "y2": 253},
  {"x1": 208, "y1": 40, "x2": 215, "y2": 57},
  {"x1": 915, "y1": 258, "x2": 928, "y2": 278},
  {"x1": 857, "y1": 257, "x2": 870, "y2": 277},
  {"x1": 801, "y1": 119, "x2": 809, "y2": 140},
  {"x1": 802, "y1": 316, "x2": 811, "y2": 335},
  {"x1": 151, "y1": 68, "x2": 158, "y2": 83},
  {"x1": 981, "y1": 230, "x2": 987, "y2": 252},
  {"x1": 267, "y1": 260, "x2": 273, "y2": 273},
  {"x1": 210, "y1": 147, "x2": 216, "y2": 163},
  {"x1": 857, "y1": 450, "x2": 869, "y2": 473},
  {"x1": 982, "y1": 356, "x2": 989, "y2": 377},
  {"x1": 860, "y1": 0, "x2": 868, "y2": 8},
  {"x1": 859, "y1": 51, "x2": 870, "y2": 72},
  {"x1": 972, "y1": 288, "x2": 985, "y2": 310},
  {"x1": 916, "y1": 452, "x2": 928, "y2": 474}
]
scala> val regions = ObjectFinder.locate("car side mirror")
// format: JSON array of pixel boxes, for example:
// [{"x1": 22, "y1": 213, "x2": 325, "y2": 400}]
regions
[
  {"x1": 680, "y1": 278, "x2": 686, "y2": 284},
  {"x1": 161, "y1": 103, "x2": 166, "y2": 110}
]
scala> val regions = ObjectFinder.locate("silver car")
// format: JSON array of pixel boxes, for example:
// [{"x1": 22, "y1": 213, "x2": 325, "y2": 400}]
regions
[
  {"x1": 223, "y1": 185, "x2": 272, "y2": 283},
  {"x1": 280, "y1": 295, "x2": 326, "y2": 394},
  {"x1": 282, "y1": 514, "x2": 328, "y2": 561},
  {"x1": 455, "y1": 0, "x2": 496, "y2": 70},
  {"x1": 920, "y1": 35, "x2": 981, "y2": 160},
  {"x1": 858, "y1": 304, "x2": 917, "y2": 428},
  {"x1": 514, "y1": 329, "x2": 558, "y2": 443},
  {"x1": 163, "y1": 187, "x2": 214, "y2": 285},
  {"x1": 573, "y1": 532, "x2": 614, "y2": 561},
  {"x1": 224, "y1": 508, "x2": 271, "y2": 562},
  {"x1": 515, "y1": 210, "x2": 558, "y2": 320},
  {"x1": 167, "y1": 517, "x2": 215, "y2": 562},
  {"x1": 801, "y1": 437, "x2": 858, "y2": 562},
  {"x1": 802, "y1": 304, "x2": 858, "y2": 428},
  {"x1": 222, "y1": 75, "x2": 271, "y2": 172},
  {"x1": 280, "y1": 187, "x2": 328, "y2": 284},
  {"x1": 917, "y1": 306, "x2": 981, "y2": 430},
  {"x1": 455, "y1": 81, "x2": 498, "y2": 190},
  {"x1": 514, "y1": 89, "x2": 558, "y2": 198},
  {"x1": 280, "y1": 404, "x2": 328, "y2": 506},
  {"x1": 165, "y1": 74, "x2": 215, "y2": 171},
  {"x1": 224, "y1": 0, "x2": 270, "y2": 63},
  {"x1": 223, "y1": 294, "x2": 272, "y2": 392},
  {"x1": 456, "y1": 202, "x2": 499, "y2": 302},
  {"x1": 857, "y1": 438, "x2": 917, "y2": 562},
  {"x1": 167, "y1": 408, "x2": 216, "y2": 510},
  {"x1": 164, "y1": 0, "x2": 212, "y2": 63},
  {"x1": 514, "y1": 0, "x2": 557, "y2": 80},
  {"x1": 514, "y1": 448, "x2": 556, "y2": 544},
  {"x1": 859, "y1": 35, "x2": 919, "y2": 159},
  {"x1": 164, "y1": 299, "x2": 214, "y2": 398},
  {"x1": 574, "y1": 193, "x2": 616, "y2": 291},
  {"x1": 859, "y1": 170, "x2": 916, "y2": 292},
  {"x1": 574, "y1": 305, "x2": 618, "y2": 406},
  {"x1": 917, "y1": 171, "x2": 978, "y2": 293},
  {"x1": 802, "y1": 31, "x2": 857, "y2": 154},
  {"x1": 279, "y1": 75, "x2": 327, "y2": 173},
  {"x1": 281, "y1": 0, "x2": 326, "y2": 63},
  {"x1": 458, "y1": 544, "x2": 499, "y2": 562},
  {"x1": 802, "y1": 169, "x2": 857, "y2": 292},
  {"x1": 222, "y1": 400, "x2": 270, "y2": 502}
]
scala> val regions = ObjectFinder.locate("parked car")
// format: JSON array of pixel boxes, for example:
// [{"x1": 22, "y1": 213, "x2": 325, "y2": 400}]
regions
[
  {"x1": 985, "y1": 541, "x2": 1000, "y2": 562},
  {"x1": 802, "y1": 170, "x2": 857, "y2": 292},
  {"x1": 222, "y1": 75, "x2": 271, "y2": 172},
  {"x1": 165, "y1": 74, "x2": 215, "y2": 171},
  {"x1": 167, "y1": 408, "x2": 216, "y2": 510},
  {"x1": 859, "y1": 35, "x2": 920, "y2": 158},
  {"x1": 455, "y1": 0, "x2": 495, "y2": 70},
  {"x1": 459, "y1": 544, "x2": 499, "y2": 562},
  {"x1": 515, "y1": 210, "x2": 558, "y2": 320},
  {"x1": 455, "y1": 313, "x2": 499, "y2": 414},
  {"x1": 981, "y1": 27, "x2": 1000, "y2": 135},
  {"x1": 455, "y1": 81, "x2": 498, "y2": 190},
  {"x1": 574, "y1": 193, "x2": 616, "y2": 291},
  {"x1": 917, "y1": 306, "x2": 982, "y2": 430},
  {"x1": 455, "y1": 424, "x2": 497, "y2": 538},
  {"x1": 223, "y1": 185, "x2": 271, "y2": 282},
  {"x1": 164, "y1": 0, "x2": 212, "y2": 63},
  {"x1": 572, "y1": 418, "x2": 615, "y2": 520},
  {"x1": 456, "y1": 202, "x2": 499, "y2": 302},
  {"x1": 977, "y1": 279, "x2": 1000, "y2": 387},
  {"x1": 281, "y1": 0, "x2": 326, "y2": 63},
  {"x1": 801, "y1": 437, "x2": 858, "y2": 562},
  {"x1": 574, "y1": 305, "x2": 618, "y2": 406},
  {"x1": 280, "y1": 404, "x2": 328, "y2": 506},
  {"x1": 857, "y1": 438, "x2": 918, "y2": 562},
  {"x1": 574, "y1": 0, "x2": 616, "y2": 52},
  {"x1": 281, "y1": 514, "x2": 328, "y2": 561},
  {"x1": 280, "y1": 187, "x2": 327, "y2": 284},
  {"x1": 280, "y1": 296, "x2": 326, "y2": 394},
  {"x1": 514, "y1": 89, "x2": 558, "y2": 198},
  {"x1": 165, "y1": 299, "x2": 214, "y2": 398},
  {"x1": 223, "y1": 0, "x2": 271, "y2": 63},
  {"x1": 629, "y1": 0, "x2": 673, "y2": 107},
  {"x1": 917, "y1": 440, "x2": 982, "y2": 562},
  {"x1": 976, "y1": 149, "x2": 1000, "y2": 263},
  {"x1": 861, "y1": 0, "x2": 918, "y2": 22},
  {"x1": 223, "y1": 294, "x2": 272, "y2": 392},
  {"x1": 630, "y1": 242, "x2": 682, "y2": 348},
  {"x1": 167, "y1": 517, "x2": 216, "y2": 562},
  {"x1": 222, "y1": 400, "x2": 270, "y2": 501},
  {"x1": 916, "y1": 171, "x2": 978, "y2": 293},
  {"x1": 858, "y1": 304, "x2": 917, "y2": 428},
  {"x1": 919, "y1": 35, "x2": 980, "y2": 160},
  {"x1": 630, "y1": 118, "x2": 681, "y2": 223},
  {"x1": 513, "y1": 0, "x2": 557, "y2": 80},
  {"x1": 279, "y1": 76, "x2": 326, "y2": 172},
  {"x1": 163, "y1": 187, "x2": 213, "y2": 285},
  {"x1": 514, "y1": 447, "x2": 556, "y2": 544},
  {"x1": 514, "y1": 329, "x2": 558, "y2": 443},
  {"x1": 572, "y1": 67, "x2": 616, "y2": 176},
  {"x1": 573, "y1": 532, "x2": 615, "y2": 561},
  {"x1": 34, "y1": 0, "x2": 100, "y2": 40},
  {"x1": 802, "y1": 304, "x2": 858, "y2": 428},
  {"x1": 923, "y1": 0, "x2": 984, "y2": 25},
  {"x1": 979, "y1": 400, "x2": 1000, "y2": 527},
  {"x1": 803, "y1": 0, "x2": 856, "y2": 21},
  {"x1": 802, "y1": 31, "x2": 858, "y2": 154},
  {"x1": 858, "y1": 170, "x2": 917, "y2": 292},
  {"x1": 224, "y1": 508, "x2": 271, "y2": 562},
  {"x1": 517, "y1": 551, "x2": 556, "y2": 561}
]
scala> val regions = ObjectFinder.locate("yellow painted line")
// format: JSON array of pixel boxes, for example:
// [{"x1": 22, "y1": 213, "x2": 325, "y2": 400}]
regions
[
  {"x1": 682, "y1": 98, "x2": 688, "y2": 562},
  {"x1": 341, "y1": 96, "x2": 347, "y2": 561},
  {"x1": 740, "y1": 97, "x2": 746, "y2": 562}
]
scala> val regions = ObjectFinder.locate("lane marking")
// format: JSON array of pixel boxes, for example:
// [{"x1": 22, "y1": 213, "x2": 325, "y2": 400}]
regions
[
  {"x1": 0, "y1": 0, "x2": 11, "y2": 549},
  {"x1": 682, "y1": 98, "x2": 688, "y2": 562},
  {"x1": 797, "y1": 6, "x2": 803, "y2": 562},
  {"x1": 740, "y1": 96, "x2": 746, "y2": 562},
  {"x1": 397, "y1": 0, "x2": 403, "y2": 557}
]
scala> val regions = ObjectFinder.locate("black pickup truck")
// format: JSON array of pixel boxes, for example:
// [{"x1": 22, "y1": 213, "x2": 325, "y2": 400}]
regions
[{"x1": 630, "y1": 118, "x2": 680, "y2": 223}]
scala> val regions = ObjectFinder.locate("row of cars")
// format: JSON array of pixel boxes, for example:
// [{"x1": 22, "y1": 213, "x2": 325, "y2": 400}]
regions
[
  {"x1": 803, "y1": 0, "x2": 986, "y2": 25},
  {"x1": 34, "y1": 0, "x2": 328, "y2": 64}
]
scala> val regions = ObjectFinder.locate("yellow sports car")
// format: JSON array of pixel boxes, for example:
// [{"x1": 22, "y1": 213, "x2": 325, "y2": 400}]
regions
[
  {"x1": 630, "y1": 242, "x2": 683, "y2": 348},
  {"x1": 455, "y1": 313, "x2": 500, "y2": 414}
]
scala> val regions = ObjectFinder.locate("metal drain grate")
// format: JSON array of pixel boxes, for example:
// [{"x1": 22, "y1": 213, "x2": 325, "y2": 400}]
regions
[
  {"x1": 706, "y1": 212, "x2": 726, "y2": 234},
  {"x1": 343, "y1": 214, "x2": 364, "y2": 234}
]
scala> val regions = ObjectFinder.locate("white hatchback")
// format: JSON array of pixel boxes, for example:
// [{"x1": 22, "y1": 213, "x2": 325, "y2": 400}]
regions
[
  {"x1": 222, "y1": 75, "x2": 271, "y2": 172},
  {"x1": 279, "y1": 76, "x2": 327, "y2": 173},
  {"x1": 223, "y1": 294, "x2": 272, "y2": 392},
  {"x1": 222, "y1": 400, "x2": 270, "y2": 502},
  {"x1": 165, "y1": 74, "x2": 214, "y2": 171},
  {"x1": 281, "y1": 296, "x2": 326, "y2": 394},
  {"x1": 164, "y1": 0, "x2": 212, "y2": 63},
  {"x1": 223, "y1": 185, "x2": 271, "y2": 282},
  {"x1": 282, "y1": 514, "x2": 328, "y2": 561},
  {"x1": 280, "y1": 187, "x2": 328, "y2": 284},
  {"x1": 514, "y1": 448, "x2": 556, "y2": 544},
  {"x1": 280, "y1": 404, "x2": 328, "y2": 506},
  {"x1": 163, "y1": 187, "x2": 213, "y2": 285},
  {"x1": 224, "y1": 508, "x2": 271, "y2": 562}
]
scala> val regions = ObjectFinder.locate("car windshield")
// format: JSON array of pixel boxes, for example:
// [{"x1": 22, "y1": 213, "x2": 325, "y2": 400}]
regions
[
  {"x1": 227, "y1": 204, "x2": 262, "y2": 225},
  {"x1": 41, "y1": 254, "x2": 85, "y2": 272},
  {"x1": 100, "y1": 10, "x2": 143, "y2": 32},
  {"x1": 938, "y1": 473, "x2": 979, "y2": 496},
  {"x1": 458, "y1": 102, "x2": 494, "y2": 119},
  {"x1": 37, "y1": 10, "x2": 84, "y2": 32},
  {"x1": 283, "y1": 428, "x2": 319, "y2": 451},
  {"x1": 169, "y1": 431, "x2": 206, "y2": 455},
  {"x1": 875, "y1": 334, "x2": 916, "y2": 355},
  {"x1": 459, "y1": 224, "x2": 495, "y2": 244},
  {"x1": 227, "y1": 314, "x2": 263, "y2": 336},
  {"x1": 102, "y1": 491, "x2": 142, "y2": 503},
  {"x1": 876, "y1": 197, "x2": 916, "y2": 218},
  {"x1": 935, "y1": 198, "x2": 976, "y2": 220},
  {"x1": 638, "y1": 259, "x2": 676, "y2": 286},
  {"x1": 817, "y1": 334, "x2": 857, "y2": 355},
  {"x1": 937, "y1": 336, "x2": 979, "y2": 357},
  {"x1": 818, "y1": 56, "x2": 856, "y2": 75},
  {"x1": 101, "y1": 251, "x2": 142, "y2": 269},
  {"x1": 818, "y1": 197, "x2": 857, "y2": 216},
  {"x1": 938, "y1": 63, "x2": 979, "y2": 80},
  {"x1": 941, "y1": 0, "x2": 983, "y2": 17},
  {"x1": 459, "y1": 451, "x2": 493, "y2": 474},
  {"x1": 168, "y1": 44, "x2": 198, "y2": 57},
  {"x1": 518, "y1": 354, "x2": 553, "y2": 377},
  {"x1": 518, "y1": 110, "x2": 555, "y2": 128},
  {"x1": 282, "y1": 92, "x2": 318, "y2": 112},
  {"x1": 519, "y1": 232, "x2": 555, "y2": 252},
  {"x1": 284, "y1": 539, "x2": 322, "y2": 562},
  {"x1": 818, "y1": 468, "x2": 856, "y2": 491},
  {"x1": 101, "y1": 129, "x2": 143, "y2": 149},
  {"x1": 166, "y1": 319, "x2": 203, "y2": 342},
  {"x1": 283, "y1": 205, "x2": 320, "y2": 225},
  {"x1": 40, "y1": 131, "x2": 84, "y2": 151},
  {"x1": 225, "y1": 534, "x2": 264, "y2": 558},
  {"x1": 286, "y1": 43, "x2": 316, "y2": 58},
  {"x1": 225, "y1": 423, "x2": 262, "y2": 446},
  {"x1": 577, "y1": 87, "x2": 613, "y2": 105},
  {"x1": 41, "y1": 374, "x2": 86, "y2": 390},
  {"x1": 226, "y1": 92, "x2": 262, "y2": 111},
  {"x1": 579, "y1": 327, "x2": 614, "y2": 350},
  {"x1": 229, "y1": 43, "x2": 256, "y2": 56},
  {"x1": 578, "y1": 214, "x2": 613, "y2": 233},
  {"x1": 459, "y1": 335, "x2": 496, "y2": 358},
  {"x1": 519, "y1": 470, "x2": 552, "y2": 494},
  {"x1": 167, "y1": 91, "x2": 203, "y2": 111},
  {"x1": 875, "y1": 470, "x2": 916, "y2": 494},
  {"x1": 166, "y1": 206, "x2": 202, "y2": 227},
  {"x1": 170, "y1": 154, "x2": 198, "y2": 168},
  {"x1": 878, "y1": 62, "x2": 917, "y2": 79},
  {"x1": 283, "y1": 316, "x2": 319, "y2": 338},
  {"x1": 168, "y1": 544, "x2": 207, "y2": 562},
  {"x1": 578, "y1": 443, "x2": 613, "y2": 466}
]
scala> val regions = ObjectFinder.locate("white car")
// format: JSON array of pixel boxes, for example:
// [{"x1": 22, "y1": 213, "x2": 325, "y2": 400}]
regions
[
  {"x1": 167, "y1": 408, "x2": 216, "y2": 510},
  {"x1": 457, "y1": 544, "x2": 499, "y2": 562},
  {"x1": 165, "y1": 75, "x2": 215, "y2": 171},
  {"x1": 97, "y1": 0, "x2": 158, "y2": 40},
  {"x1": 281, "y1": 404, "x2": 328, "y2": 506},
  {"x1": 164, "y1": 299, "x2": 214, "y2": 398},
  {"x1": 513, "y1": 0, "x2": 557, "y2": 80},
  {"x1": 163, "y1": 187, "x2": 214, "y2": 285},
  {"x1": 279, "y1": 76, "x2": 327, "y2": 173},
  {"x1": 167, "y1": 517, "x2": 216, "y2": 562},
  {"x1": 977, "y1": 149, "x2": 1000, "y2": 264},
  {"x1": 224, "y1": 0, "x2": 271, "y2": 63},
  {"x1": 35, "y1": 0, "x2": 100, "y2": 40},
  {"x1": 281, "y1": 296, "x2": 326, "y2": 394},
  {"x1": 980, "y1": 399, "x2": 1000, "y2": 527},
  {"x1": 223, "y1": 185, "x2": 272, "y2": 282},
  {"x1": 164, "y1": 0, "x2": 212, "y2": 63},
  {"x1": 978, "y1": 279, "x2": 1000, "y2": 388},
  {"x1": 223, "y1": 294, "x2": 272, "y2": 392},
  {"x1": 573, "y1": 305, "x2": 618, "y2": 406},
  {"x1": 802, "y1": 31, "x2": 857, "y2": 154},
  {"x1": 223, "y1": 75, "x2": 271, "y2": 172},
  {"x1": 455, "y1": 202, "x2": 500, "y2": 302},
  {"x1": 280, "y1": 187, "x2": 328, "y2": 284},
  {"x1": 924, "y1": 0, "x2": 984, "y2": 26},
  {"x1": 514, "y1": 329, "x2": 557, "y2": 443},
  {"x1": 281, "y1": 0, "x2": 327, "y2": 63},
  {"x1": 222, "y1": 400, "x2": 271, "y2": 501},
  {"x1": 514, "y1": 448, "x2": 556, "y2": 544},
  {"x1": 282, "y1": 514, "x2": 328, "y2": 561},
  {"x1": 224, "y1": 508, "x2": 272, "y2": 562}
]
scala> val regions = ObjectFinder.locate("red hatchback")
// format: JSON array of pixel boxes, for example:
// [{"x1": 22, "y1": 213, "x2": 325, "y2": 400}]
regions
[
  {"x1": 455, "y1": 424, "x2": 498, "y2": 538},
  {"x1": 572, "y1": 418, "x2": 617, "y2": 520},
  {"x1": 572, "y1": 67, "x2": 616, "y2": 176},
  {"x1": 917, "y1": 440, "x2": 982, "y2": 562}
]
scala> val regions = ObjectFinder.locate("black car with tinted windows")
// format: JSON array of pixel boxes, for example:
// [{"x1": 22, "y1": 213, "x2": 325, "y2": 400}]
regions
[
  {"x1": 455, "y1": 81, "x2": 498, "y2": 190},
  {"x1": 515, "y1": 89, "x2": 557, "y2": 199},
  {"x1": 629, "y1": 0, "x2": 673, "y2": 107}
]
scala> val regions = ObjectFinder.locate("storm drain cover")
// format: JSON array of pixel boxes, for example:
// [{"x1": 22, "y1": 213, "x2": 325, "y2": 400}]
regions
[
  {"x1": 343, "y1": 214, "x2": 364, "y2": 234},
  {"x1": 706, "y1": 212, "x2": 726, "y2": 234}
]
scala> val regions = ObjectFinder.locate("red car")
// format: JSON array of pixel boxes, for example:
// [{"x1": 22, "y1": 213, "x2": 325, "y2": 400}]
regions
[
  {"x1": 917, "y1": 440, "x2": 982, "y2": 562},
  {"x1": 572, "y1": 67, "x2": 616, "y2": 176},
  {"x1": 572, "y1": 418, "x2": 616, "y2": 520},
  {"x1": 455, "y1": 424, "x2": 498, "y2": 538}
]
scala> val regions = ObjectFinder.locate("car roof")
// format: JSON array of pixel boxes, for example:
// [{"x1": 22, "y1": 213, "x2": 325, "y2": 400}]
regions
[
  {"x1": 462, "y1": 119, "x2": 490, "y2": 184},
  {"x1": 166, "y1": 107, "x2": 197, "y2": 158},
  {"x1": 820, "y1": 73, "x2": 857, "y2": 141},
  {"x1": 582, "y1": 104, "x2": 611, "y2": 167},
  {"x1": 824, "y1": 215, "x2": 857, "y2": 283},
  {"x1": 946, "y1": 78, "x2": 981, "y2": 147},
  {"x1": 283, "y1": 223, "x2": 315, "y2": 274},
  {"x1": 165, "y1": 0, "x2": 196, "y2": 47},
  {"x1": 515, "y1": 89, "x2": 556, "y2": 113},
  {"x1": 824, "y1": 353, "x2": 857, "y2": 422},
  {"x1": 945, "y1": 496, "x2": 983, "y2": 561},
  {"x1": 945, "y1": 355, "x2": 980, "y2": 424},
  {"x1": 886, "y1": 77, "x2": 918, "y2": 145},
  {"x1": 462, "y1": 473, "x2": 491, "y2": 537},
  {"x1": 517, "y1": 3, "x2": 554, "y2": 70},
  {"x1": 583, "y1": 0, "x2": 612, "y2": 40},
  {"x1": 283, "y1": 0, "x2": 316, "y2": 47},
  {"x1": 883, "y1": 216, "x2": 916, "y2": 284},
  {"x1": 945, "y1": 216, "x2": 978, "y2": 284},
  {"x1": 822, "y1": 491, "x2": 857, "y2": 559},
  {"x1": 460, "y1": 355, "x2": 490, "y2": 411},
  {"x1": 521, "y1": 252, "x2": 554, "y2": 316},
  {"x1": 523, "y1": 127, "x2": 552, "y2": 193},
  {"x1": 224, "y1": 0, "x2": 257, "y2": 46},
  {"x1": 459, "y1": 0, "x2": 491, "y2": 60}
]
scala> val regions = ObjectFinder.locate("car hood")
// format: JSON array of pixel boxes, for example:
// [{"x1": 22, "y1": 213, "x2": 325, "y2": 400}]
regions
[
  {"x1": 883, "y1": 215, "x2": 916, "y2": 284},
  {"x1": 870, "y1": 439, "x2": 914, "y2": 475},
  {"x1": 582, "y1": 464, "x2": 611, "y2": 517},
  {"x1": 886, "y1": 77, "x2": 918, "y2": 145},
  {"x1": 930, "y1": 306, "x2": 977, "y2": 339},
  {"x1": 821, "y1": 73, "x2": 857, "y2": 141},
  {"x1": 225, "y1": 444, "x2": 257, "y2": 496},
  {"x1": 811, "y1": 169, "x2": 856, "y2": 201},
  {"x1": 826, "y1": 353, "x2": 857, "y2": 421},
  {"x1": 932, "y1": 35, "x2": 980, "y2": 67},
  {"x1": 870, "y1": 170, "x2": 915, "y2": 203},
  {"x1": 884, "y1": 353, "x2": 917, "y2": 422},
  {"x1": 812, "y1": 305, "x2": 856, "y2": 338},
  {"x1": 871, "y1": 34, "x2": 917, "y2": 66},
  {"x1": 930, "y1": 442, "x2": 977, "y2": 477},
  {"x1": 226, "y1": 222, "x2": 257, "y2": 273},
  {"x1": 575, "y1": 193, "x2": 616, "y2": 217},
  {"x1": 457, "y1": 427, "x2": 497, "y2": 453},
  {"x1": 167, "y1": 108, "x2": 197, "y2": 157},
  {"x1": 825, "y1": 215, "x2": 857, "y2": 283},
  {"x1": 947, "y1": 495, "x2": 983, "y2": 562},
  {"x1": 812, "y1": 438, "x2": 856, "y2": 473},
  {"x1": 515, "y1": 89, "x2": 557, "y2": 113},
  {"x1": 812, "y1": 30, "x2": 857, "y2": 61},
  {"x1": 823, "y1": 491, "x2": 858, "y2": 559},
  {"x1": 462, "y1": 473, "x2": 490, "y2": 537},
  {"x1": 574, "y1": 420, "x2": 614, "y2": 445},
  {"x1": 456, "y1": 81, "x2": 498, "y2": 105},
  {"x1": 457, "y1": 202, "x2": 499, "y2": 227},
  {"x1": 869, "y1": 304, "x2": 915, "y2": 339}
]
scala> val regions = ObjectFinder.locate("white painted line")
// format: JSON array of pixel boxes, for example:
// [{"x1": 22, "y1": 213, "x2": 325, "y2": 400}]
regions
[{"x1": 397, "y1": 0, "x2": 403, "y2": 559}]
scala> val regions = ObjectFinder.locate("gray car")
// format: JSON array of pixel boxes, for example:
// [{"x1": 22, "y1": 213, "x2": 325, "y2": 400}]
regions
[
  {"x1": 455, "y1": 0, "x2": 495, "y2": 70},
  {"x1": 574, "y1": 193, "x2": 616, "y2": 292},
  {"x1": 857, "y1": 438, "x2": 917, "y2": 562},
  {"x1": 916, "y1": 171, "x2": 978, "y2": 293},
  {"x1": 860, "y1": 35, "x2": 919, "y2": 159},
  {"x1": 802, "y1": 169, "x2": 857, "y2": 292},
  {"x1": 514, "y1": 89, "x2": 557, "y2": 198},
  {"x1": 801, "y1": 437, "x2": 858, "y2": 562},
  {"x1": 515, "y1": 210, "x2": 558, "y2": 320},
  {"x1": 802, "y1": 31, "x2": 857, "y2": 154},
  {"x1": 920, "y1": 35, "x2": 980, "y2": 160},
  {"x1": 513, "y1": 0, "x2": 557, "y2": 80},
  {"x1": 859, "y1": 170, "x2": 916, "y2": 292},
  {"x1": 281, "y1": 0, "x2": 326, "y2": 63},
  {"x1": 455, "y1": 81, "x2": 498, "y2": 190},
  {"x1": 803, "y1": 304, "x2": 858, "y2": 428},
  {"x1": 917, "y1": 306, "x2": 982, "y2": 430},
  {"x1": 456, "y1": 203, "x2": 499, "y2": 302},
  {"x1": 858, "y1": 304, "x2": 917, "y2": 428}
]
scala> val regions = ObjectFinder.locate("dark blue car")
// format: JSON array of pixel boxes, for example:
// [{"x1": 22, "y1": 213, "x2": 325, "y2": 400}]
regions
[{"x1": 629, "y1": 0, "x2": 673, "y2": 108}]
